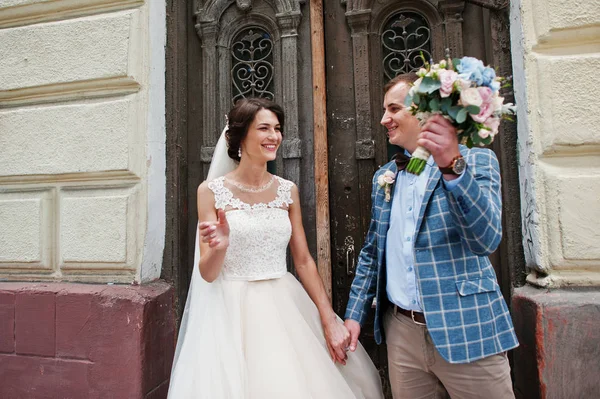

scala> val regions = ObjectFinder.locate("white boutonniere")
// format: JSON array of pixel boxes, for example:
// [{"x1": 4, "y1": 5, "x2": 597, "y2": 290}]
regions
[{"x1": 377, "y1": 170, "x2": 396, "y2": 202}]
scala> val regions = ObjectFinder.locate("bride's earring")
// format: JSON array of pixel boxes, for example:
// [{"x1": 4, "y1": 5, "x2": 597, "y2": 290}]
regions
[{"x1": 238, "y1": 147, "x2": 242, "y2": 158}]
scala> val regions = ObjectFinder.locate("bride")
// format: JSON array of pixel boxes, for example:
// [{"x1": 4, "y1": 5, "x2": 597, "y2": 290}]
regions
[{"x1": 167, "y1": 98, "x2": 384, "y2": 398}]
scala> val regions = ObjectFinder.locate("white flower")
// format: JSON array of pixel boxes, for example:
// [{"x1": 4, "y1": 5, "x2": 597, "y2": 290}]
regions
[
  {"x1": 439, "y1": 60, "x2": 448, "y2": 69},
  {"x1": 501, "y1": 102, "x2": 517, "y2": 114},
  {"x1": 417, "y1": 68, "x2": 427, "y2": 78},
  {"x1": 456, "y1": 79, "x2": 472, "y2": 92},
  {"x1": 478, "y1": 128, "x2": 491, "y2": 139},
  {"x1": 382, "y1": 170, "x2": 395, "y2": 184},
  {"x1": 492, "y1": 94, "x2": 504, "y2": 113},
  {"x1": 460, "y1": 88, "x2": 483, "y2": 107},
  {"x1": 378, "y1": 170, "x2": 396, "y2": 202}
]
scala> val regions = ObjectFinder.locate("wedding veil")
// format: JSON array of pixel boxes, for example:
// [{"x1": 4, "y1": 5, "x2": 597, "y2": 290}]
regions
[{"x1": 167, "y1": 126, "x2": 246, "y2": 398}]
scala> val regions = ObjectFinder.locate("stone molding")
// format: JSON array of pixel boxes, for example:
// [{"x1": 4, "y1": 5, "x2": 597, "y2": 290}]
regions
[
  {"x1": 0, "y1": 0, "x2": 144, "y2": 29},
  {"x1": 0, "y1": 77, "x2": 141, "y2": 108}
]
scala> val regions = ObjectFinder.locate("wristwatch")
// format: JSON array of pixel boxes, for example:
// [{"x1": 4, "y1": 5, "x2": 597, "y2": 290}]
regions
[{"x1": 439, "y1": 155, "x2": 466, "y2": 175}]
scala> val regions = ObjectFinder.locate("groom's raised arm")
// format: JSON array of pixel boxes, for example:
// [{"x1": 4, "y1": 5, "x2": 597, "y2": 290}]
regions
[
  {"x1": 345, "y1": 175, "x2": 380, "y2": 326},
  {"x1": 443, "y1": 148, "x2": 503, "y2": 256}
]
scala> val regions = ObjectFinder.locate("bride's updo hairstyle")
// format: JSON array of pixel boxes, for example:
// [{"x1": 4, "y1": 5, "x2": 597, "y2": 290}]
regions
[{"x1": 226, "y1": 97, "x2": 285, "y2": 161}]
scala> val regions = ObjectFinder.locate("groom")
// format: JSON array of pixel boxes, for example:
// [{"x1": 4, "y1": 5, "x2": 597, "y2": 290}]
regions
[{"x1": 344, "y1": 74, "x2": 519, "y2": 398}]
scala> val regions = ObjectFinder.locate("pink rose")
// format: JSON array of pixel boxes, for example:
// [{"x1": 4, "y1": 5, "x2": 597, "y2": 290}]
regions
[
  {"x1": 483, "y1": 117, "x2": 501, "y2": 135},
  {"x1": 471, "y1": 102, "x2": 494, "y2": 123},
  {"x1": 438, "y1": 69, "x2": 458, "y2": 98},
  {"x1": 470, "y1": 87, "x2": 494, "y2": 122},
  {"x1": 477, "y1": 87, "x2": 493, "y2": 104}
]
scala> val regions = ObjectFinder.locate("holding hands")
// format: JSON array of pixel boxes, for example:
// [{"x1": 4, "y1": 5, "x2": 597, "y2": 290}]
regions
[
  {"x1": 199, "y1": 209, "x2": 230, "y2": 251},
  {"x1": 323, "y1": 316, "x2": 352, "y2": 365}
]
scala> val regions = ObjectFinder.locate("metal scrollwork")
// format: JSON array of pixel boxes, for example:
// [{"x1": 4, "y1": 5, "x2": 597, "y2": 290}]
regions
[
  {"x1": 231, "y1": 27, "x2": 275, "y2": 104},
  {"x1": 382, "y1": 13, "x2": 432, "y2": 79}
]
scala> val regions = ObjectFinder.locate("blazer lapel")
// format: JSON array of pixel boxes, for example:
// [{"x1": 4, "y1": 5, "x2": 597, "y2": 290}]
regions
[
  {"x1": 415, "y1": 167, "x2": 442, "y2": 235},
  {"x1": 377, "y1": 163, "x2": 397, "y2": 252}
]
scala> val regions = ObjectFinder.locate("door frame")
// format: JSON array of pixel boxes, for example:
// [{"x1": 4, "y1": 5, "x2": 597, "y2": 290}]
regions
[{"x1": 162, "y1": 0, "x2": 525, "y2": 324}]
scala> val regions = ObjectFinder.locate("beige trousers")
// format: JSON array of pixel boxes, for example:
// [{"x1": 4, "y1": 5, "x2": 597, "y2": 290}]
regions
[{"x1": 384, "y1": 308, "x2": 515, "y2": 399}]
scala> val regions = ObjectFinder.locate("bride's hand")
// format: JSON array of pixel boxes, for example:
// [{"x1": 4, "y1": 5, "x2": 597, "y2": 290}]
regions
[
  {"x1": 323, "y1": 317, "x2": 351, "y2": 365},
  {"x1": 199, "y1": 209, "x2": 230, "y2": 250}
]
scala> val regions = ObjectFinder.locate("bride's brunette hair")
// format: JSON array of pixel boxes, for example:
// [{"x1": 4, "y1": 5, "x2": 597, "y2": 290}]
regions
[{"x1": 226, "y1": 97, "x2": 285, "y2": 161}]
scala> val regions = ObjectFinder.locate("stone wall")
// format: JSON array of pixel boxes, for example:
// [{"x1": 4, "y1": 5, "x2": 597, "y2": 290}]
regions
[
  {"x1": 510, "y1": 1, "x2": 600, "y2": 397},
  {"x1": 510, "y1": 0, "x2": 600, "y2": 287},
  {"x1": 0, "y1": 0, "x2": 166, "y2": 284}
]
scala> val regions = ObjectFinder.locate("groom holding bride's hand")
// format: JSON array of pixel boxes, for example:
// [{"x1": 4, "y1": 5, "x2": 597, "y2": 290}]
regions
[{"x1": 343, "y1": 74, "x2": 519, "y2": 398}]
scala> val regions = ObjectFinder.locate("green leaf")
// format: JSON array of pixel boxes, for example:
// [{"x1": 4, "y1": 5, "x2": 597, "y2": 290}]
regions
[
  {"x1": 452, "y1": 58, "x2": 461, "y2": 70},
  {"x1": 419, "y1": 100, "x2": 427, "y2": 112},
  {"x1": 429, "y1": 98, "x2": 440, "y2": 112},
  {"x1": 456, "y1": 108, "x2": 468, "y2": 124},
  {"x1": 448, "y1": 106, "x2": 462, "y2": 120},
  {"x1": 404, "y1": 94, "x2": 413, "y2": 107},
  {"x1": 418, "y1": 77, "x2": 441, "y2": 94},
  {"x1": 466, "y1": 105, "x2": 480, "y2": 115},
  {"x1": 412, "y1": 93, "x2": 420, "y2": 105},
  {"x1": 465, "y1": 136, "x2": 474, "y2": 148},
  {"x1": 440, "y1": 97, "x2": 452, "y2": 112}
]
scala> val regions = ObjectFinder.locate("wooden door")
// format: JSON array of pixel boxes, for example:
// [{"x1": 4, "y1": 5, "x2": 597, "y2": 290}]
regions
[
  {"x1": 323, "y1": 1, "x2": 524, "y2": 396},
  {"x1": 165, "y1": 1, "x2": 524, "y2": 397}
]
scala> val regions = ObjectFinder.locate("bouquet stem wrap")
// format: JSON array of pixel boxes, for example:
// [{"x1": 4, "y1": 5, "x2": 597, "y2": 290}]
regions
[{"x1": 406, "y1": 146, "x2": 430, "y2": 175}]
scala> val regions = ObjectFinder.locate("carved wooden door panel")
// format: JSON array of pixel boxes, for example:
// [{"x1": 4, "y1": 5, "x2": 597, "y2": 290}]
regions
[
  {"x1": 169, "y1": 1, "x2": 521, "y2": 397},
  {"x1": 324, "y1": 1, "x2": 521, "y2": 396}
]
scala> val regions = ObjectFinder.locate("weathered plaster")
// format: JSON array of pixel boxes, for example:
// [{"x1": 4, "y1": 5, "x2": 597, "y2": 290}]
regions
[
  {"x1": 0, "y1": 1, "x2": 166, "y2": 284},
  {"x1": 140, "y1": 0, "x2": 166, "y2": 283},
  {"x1": 511, "y1": 0, "x2": 600, "y2": 286}
]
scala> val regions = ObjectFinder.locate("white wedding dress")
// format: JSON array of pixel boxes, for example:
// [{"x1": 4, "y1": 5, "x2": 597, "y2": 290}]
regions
[{"x1": 167, "y1": 173, "x2": 384, "y2": 398}]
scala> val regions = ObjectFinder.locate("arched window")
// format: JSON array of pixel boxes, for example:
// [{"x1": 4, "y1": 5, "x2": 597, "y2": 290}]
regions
[
  {"x1": 231, "y1": 27, "x2": 275, "y2": 104},
  {"x1": 382, "y1": 12, "x2": 432, "y2": 80}
]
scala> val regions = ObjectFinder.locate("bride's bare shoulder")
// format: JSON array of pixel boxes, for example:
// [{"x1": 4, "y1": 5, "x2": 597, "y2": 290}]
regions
[{"x1": 197, "y1": 179, "x2": 218, "y2": 200}]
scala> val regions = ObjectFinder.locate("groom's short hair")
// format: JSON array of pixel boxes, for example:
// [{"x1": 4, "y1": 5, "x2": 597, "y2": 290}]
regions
[{"x1": 384, "y1": 72, "x2": 419, "y2": 94}]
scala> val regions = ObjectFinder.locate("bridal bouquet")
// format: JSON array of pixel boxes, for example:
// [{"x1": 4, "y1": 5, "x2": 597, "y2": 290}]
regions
[{"x1": 403, "y1": 56, "x2": 516, "y2": 175}]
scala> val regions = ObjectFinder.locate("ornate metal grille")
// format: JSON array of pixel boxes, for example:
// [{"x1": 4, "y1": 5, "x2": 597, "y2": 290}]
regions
[
  {"x1": 231, "y1": 27, "x2": 275, "y2": 104},
  {"x1": 382, "y1": 13, "x2": 432, "y2": 80}
]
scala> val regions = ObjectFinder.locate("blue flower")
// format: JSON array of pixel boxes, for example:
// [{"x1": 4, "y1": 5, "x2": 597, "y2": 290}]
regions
[
  {"x1": 458, "y1": 57, "x2": 485, "y2": 85},
  {"x1": 490, "y1": 80, "x2": 501, "y2": 92},
  {"x1": 482, "y1": 67, "x2": 496, "y2": 87},
  {"x1": 457, "y1": 57, "x2": 485, "y2": 75}
]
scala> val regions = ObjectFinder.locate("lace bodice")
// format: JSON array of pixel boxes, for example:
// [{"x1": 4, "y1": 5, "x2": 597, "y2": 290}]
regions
[{"x1": 207, "y1": 176, "x2": 294, "y2": 281}]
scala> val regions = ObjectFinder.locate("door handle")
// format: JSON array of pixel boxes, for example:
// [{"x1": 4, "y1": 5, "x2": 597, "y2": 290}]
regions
[{"x1": 345, "y1": 236, "x2": 355, "y2": 276}]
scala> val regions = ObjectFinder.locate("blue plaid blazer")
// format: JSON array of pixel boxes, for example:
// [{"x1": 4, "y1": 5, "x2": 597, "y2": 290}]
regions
[{"x1": 345, "y1": 146, "x2": 519, "y2": 364}]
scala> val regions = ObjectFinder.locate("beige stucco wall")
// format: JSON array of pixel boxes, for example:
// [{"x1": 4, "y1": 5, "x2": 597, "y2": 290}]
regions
[
  {"x1": 511, "y1": 0, "x2": 600, "y2": 286},
  {"x1": 0, "y1": 0, "x2": 165, "y2": 283}
]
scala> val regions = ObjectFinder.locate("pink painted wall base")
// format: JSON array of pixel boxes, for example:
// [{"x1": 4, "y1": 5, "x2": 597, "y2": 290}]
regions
[{"x1": 0, "y1": 281, "x2": 175, "y2": 399}]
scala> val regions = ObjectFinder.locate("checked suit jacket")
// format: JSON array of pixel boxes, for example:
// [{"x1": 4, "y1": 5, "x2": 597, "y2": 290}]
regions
[{"x1": 345, "y1": 145, "x2": 519, "y2": 364}]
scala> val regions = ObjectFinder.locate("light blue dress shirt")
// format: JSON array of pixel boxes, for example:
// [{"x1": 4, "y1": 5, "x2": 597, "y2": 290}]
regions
[{"x1": 385, "y1": 153, "x2": 465, "y2": 311}]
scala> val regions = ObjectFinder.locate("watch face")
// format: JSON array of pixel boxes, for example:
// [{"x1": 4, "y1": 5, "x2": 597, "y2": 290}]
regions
[{"x1": 453, "y1": 157, "x2": 467, "y2": 174}]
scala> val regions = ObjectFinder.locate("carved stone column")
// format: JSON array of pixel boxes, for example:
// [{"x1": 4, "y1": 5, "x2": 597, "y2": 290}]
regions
[
  {"x1": 198, "y1": 21, "x2": 220, "y2": 172},
  {"x1": 346, "y1": 9, "x2": 375, "y2": 160},
  {"x1": 276, "y1": 11, "x2": 302, "y2": 183},
  {"x1": 438, "y1": 0, "x2": 466, "y2": 57}
]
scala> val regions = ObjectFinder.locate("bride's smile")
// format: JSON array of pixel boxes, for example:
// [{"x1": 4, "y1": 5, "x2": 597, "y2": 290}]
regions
[{"x1": 240, "y1": 108, "x2": 282, "y2": 163}]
